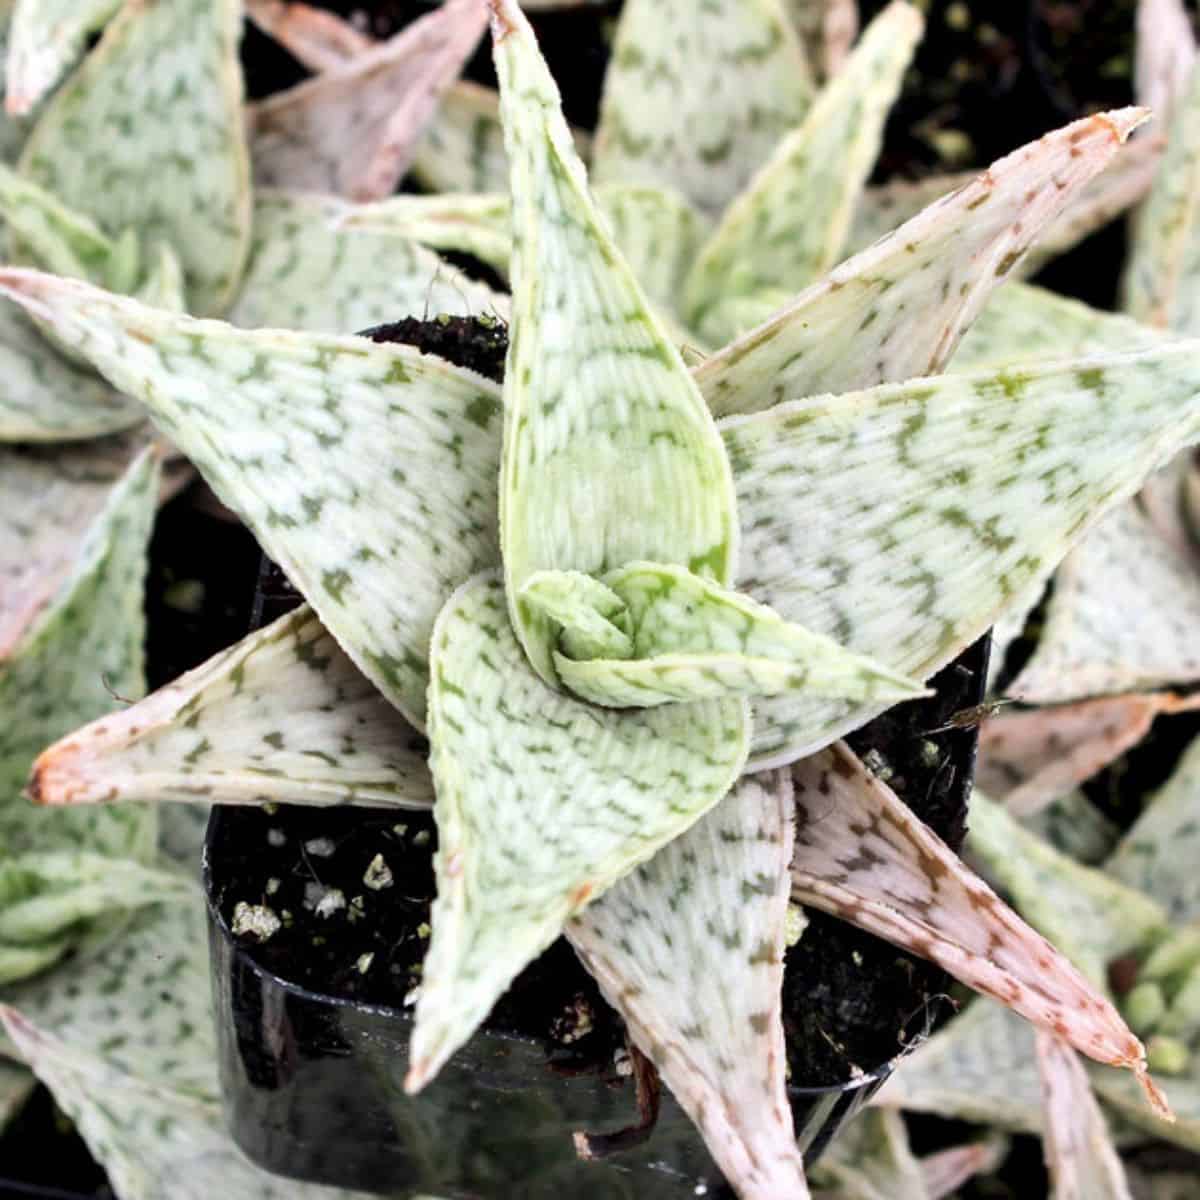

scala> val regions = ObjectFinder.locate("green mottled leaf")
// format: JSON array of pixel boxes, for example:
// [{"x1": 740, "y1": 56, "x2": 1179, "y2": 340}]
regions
[
  {"x1": 695, "y1": 109, "x2": 1147, "y2": 418},
  {"x1": 245, "y1": 0, "x2": 373, "y2": 71},
  {"x1": 791, "y1": 747, "x2": 1149, "y2": 1079},
  {"x1": 230, "y1": 190, "x2": 506, "y2": 333},
  {"x1": 967, "y1": 792, "x2": 1167, "y2": 991},
  {"x1": 810, "y1": 1108, "x2": 928, "y2": 1200},
  {"x1": 1008, "y1": 504, "x2": 1200, "y2": 703},
  {"x1": 568, "y1": 771, "x2": 806, "y2": 1200},
  {"x1": 4, "y1": 0, "x2": 120, "y2": 115},
  {"x1": 0, "y1": 269, "x2": 504, "y2": 729},
  {"x1": 493, "y1": 0, "x2": 738, "y2": 685},
  {"x1": 407, "y1": 571, "x2": 749, "y2": 1091},
  {"x1": 683, "y1": 2, "x2": 921, "y2": 345},
  {"x1": 1106, "y1": 734, "x2": 1200, "y2": 922},
  {"x1": 592, "y1": 0, "x2": 812, "y2": 217},
  {"x1": 1036, "y1": 1030, "x2": 1134, "y2": 1200},
  {"x1": 977, "y1": 693, "x2": 1200, "y2": 818},
  {"x1": 32, "y1": 604, "x2": 434, "y2": 812},
  {"x1": 18, "y1": 0, "x2": 250, "y2": 315},
  {"x1": 538, "y1": 561, "x2": 927, "y2": 707},
  {"x1": 517, "y1": 569, "x2": 633, "y2": 660},
  {"x1": 1136, "y1": 0, "x2": 1197, "y2": 119},
  {"x1": 723, "y1": 343, "x2": 1200, "y2": 767},
  {"x1": 878, "y1": 997, "x2": 1044, "y2": 1133},
  {"x1": 1124, "y1": 61, "x2": 1200, "y2": 332},
  {"x1": 1022, "y1": 791, "x2": 1122, "y2": 867},
  {"x1": 249, "y1": 0, "x2": 487, "y2": 203}
]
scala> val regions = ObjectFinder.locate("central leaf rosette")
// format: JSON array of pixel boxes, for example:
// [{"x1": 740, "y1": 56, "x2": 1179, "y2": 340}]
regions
[{"x1": 406, "y1": 2, "x2": 924, "y2": 1092}]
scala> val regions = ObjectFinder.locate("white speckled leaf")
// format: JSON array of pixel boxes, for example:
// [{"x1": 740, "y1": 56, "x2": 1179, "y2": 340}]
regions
[
  {"x1": 878, "y1": 998, "x2": 1044, "y2": 1133},
  {"x1": 683, "y1": 2, "x2": 921, "y2": 345},
  {"x1": 4, "y1": 0, "x2": 120, "y2": 115},
  {"x1": 1036, "y1": 1030, "x2": 1134, "y2": 1200},
  {"x1": 567, "y1": 771, "x2": 807, "y2": 1200},
  {"x1": 0, "y1": 268, "x2": 505, "y2": 729},
  {"x1": 245, "y1": 0, "x2": 373, "y2": 71},
  {"x1": 18, "y1": 0, "x2": 250, "y2": 316},
  {"x1": 977, "y1": 693, "x2": 1200, "y2": 817},
  {"x1": 31, "y1": 604, "x2": 434, "y2": 812},
  {"x1": 723, "y1": 342, "x2": 1200, "y2": 768},
  {"x1": 791, "y1": 746, "x2": 1152, "y2": 1083},
  {"x1": 1022, "y1": 790, "x2": 1121, "y2": 867},
  {"x1": 1106, "y1": 734, "x2": 1200, "y2": 923},
  {"x1": 591, "y1": 0, "x2": 813, "y2": 217},
  {"x1": 230, "y1": 190, "x2": 506, "y2": 333},
  {"x1": 408, "y1": 571, "x2": 750, "y2": 1092},
  {"x1": 695, "y1": 109, "x2": 1146, "y2": 418},
  {"x1": 1136, "y1": 0, "x2": 1197, "y2": 120},
  {"x1": 919, "y1": 1136, "x2": 1008, "y2": 1200},
  {"x1": 809, "y1": 1108, "x2": 927, "y2": 1200},
  {"x1": 249, "y1": 0, "x2": 487, "y2": 203},
  {"x1": 492, "y1": 0, "x2": 738, "y2": 685},
  {"x1": 967, "y1": 792, "x2": 1167, "y2": 994},
  {"x1": 134, "y1": 241, "x2": 186, "y2": 314},
  {"x1": 334, "y1": 190, "x2": 513, "y2": 279},
  {"x1": 1124, "y1": 63, "x2": 1200, "y2": 333},
  {"x1": 541, "y1": 561, "x2": 927, "y2": 707},
  {"x1": 1008, "y1": 504, "x2": 1200, "y2": 703}
]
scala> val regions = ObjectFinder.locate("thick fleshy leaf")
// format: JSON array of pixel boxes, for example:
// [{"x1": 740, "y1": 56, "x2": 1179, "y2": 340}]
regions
[
  {"x1": 919, "y1": 1137, "x2": 1008, "y2": 1200},
  {"x1": 695, "y1": 109, "x2": 1145, "y2": 418},
  {"x1": 407, "y1": 571, "x2": 750, "y2": 1092},
  {"x1": 17, "y1": 0, "x2": 250, "y2": 316},
  {"x1": 591, "y1": 0, "x2": 813, "y2": 217},
  {"x1": 492, "y1": 0, "x2": 738, "y2": 685},
  {"x1": 967, "y1": 792, "x2": 1168, "y2": 993},
  {"x1": 1037, "y1": 1030, "x2": 1134, "y2": 1200},
  {"x1": 249, "y1": 0, "x2": 487, "y2": 203},
  {"x1": 30, "y1": 604, "x2": 434, "y2": 812},
  {"x1": 1136, "y1": 0, "x2": 1197, "y2": 120},
  {"x1": 245, "y1": 0, "x2": 373, "y2": 71},
  {"x1": 683, "y1": 2, "x2": 922, "y2": 345},
  {"x1": 4, "y1": 0, "x2": 120, "y2": 115},
  {"x1": 1008, "y1": 503, "x2": 1200, "y2": 704},
  {"x1": 1023, "y1": 790, "x2": 1121, "y2": 866},
  {"x1": 1124, "y1": 62, "x2": 1200, "y2": 332},
  {"x1": 229, "y1": 190, "x2": 506, "y2": 333},
  {"x1": 790, "y1": 746, "x2": 1155, "y2": 1085},
  {"x1": 567, "y1": 771, "x2": 807, "y2": 1200},
  {"x1": 978, "y1": 693, "x2": 1200, "y2": 817},
  {"x1": 809, "y1": 1108, "x2": 927, "y2": 1200},
  {"x1": 723, "y1": 342, "x2": 1200, "y2": 767},
  {"x1": 1092, "y1": 1059, "x2": 1200, "y2": 1153},
  {"x1": 538, "y1": 561, "x2": 927, "y2": 708},
  {"x1": 877, "y1": 998, "x2": 1044, "y2": 1133},
  {"x1": 1141, "y1": 450, "x2": 1200, "y2": 565},
  {"x1": 1106, "y1": 734, "x2": 1200, "y2": 922},
  {"x1": 0, "y1": 269, "x2": 505, "y2": 729}
]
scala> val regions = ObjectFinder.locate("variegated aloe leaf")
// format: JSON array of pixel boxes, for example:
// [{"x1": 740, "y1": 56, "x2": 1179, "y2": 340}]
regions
[
  {"x1": 1092, "y1": 1056, "x2": 1200, "y2": 1153},
  {"x1": 413, "y1": 79, "x2": 523, "y2": 196},
  {"x1": 0, "y1": 269, "x2": 505, "y2": 729},
  {"x1": 1141, "y1": 450, "x2": 1200, "y2": 565},
  {"x1": 4, "y1": 0, "x2": 120, "y2": 115},
  {"x1": 978, "y1": 693, "x2": 1200, "y2": 818},
  {"x1": 808, "y1": 1108, "x2": 927, "y2": 1200},
  {"x1": 1124, "y1": 61, "x2": 1200, "y2": 332},
  {"x1": 1007, "y1": 504, "x2": 1200, "y2": 704},
  {"x1": 492, "y1": 0, "x2": 738, "y2": 686},
  {"x1": 695, "y1": 110, "x2": 1145, "y2": 418},
  {"x1": 967, "y1": 792, "x2": 1168, "y2": 994},
  {"x1": 1136, "y1": 0, "x2": 1197, "y2": 120},
  {"x1": 249, "y1": 0, "x2": 487, "y2": 204},
  {"x1": 790, "y1": 746, "x2": 1155, "y2": 1087},
  {"x1": 725, "y1": 342, "x2": 1200, "y2": 768},
  {"x1": 1036, "y1": 1030, "x2": 1135, "y2": 1200},
  {"x1": 30, "y1": 604, "x2": 434, "y2": 811},
  {"x1": 878, "y1": 998, "x2": 1044, "y2": 1133},
  {"x1": 1023, "y1": 790, "x2": 1121, "y2": 867},
  {"x1": 1106, "y1": 734, "x2": 1200, "y2": 922},
  {"x1": 408, "y1": 571, "x2": 750, "y2": 1092},
  {"x1": 532, "y1": 562, "x2": 926, "y2": 707},
  {"x1": 683, "y1": 1, "x2": 922, "y2": 345},
  {"x1": 229, "y1": 190, "x2": 506, "y2": 333},
  {"x1": 591, "y1": 0, "x2": 813, "y2": 218},
  {"x1": 18, "y1": 0, "x2": 249, "y2": 316},
  {"x1": 784, "y1": 0, "x2": 860, "y2": 81},
  {"x1": 245, "y1": 0, "x2": 373, "y2": 71},
  {"x1": 918, "y1": 1136, "x2": 1009, "y2": 1200},
  {"x1": 568, "y1": 770, "x2": 805, "y2": 1199}
]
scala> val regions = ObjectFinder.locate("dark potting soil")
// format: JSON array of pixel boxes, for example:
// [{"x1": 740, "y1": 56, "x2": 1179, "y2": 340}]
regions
[{"x1": 211, "y1": 315, "x2": 987, "y2": 1094}]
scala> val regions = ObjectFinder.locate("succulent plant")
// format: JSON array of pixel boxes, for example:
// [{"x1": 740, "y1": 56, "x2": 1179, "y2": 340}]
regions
[{"x1": 5, "y1": 1, "x2": 1200, "y2": 1197}]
